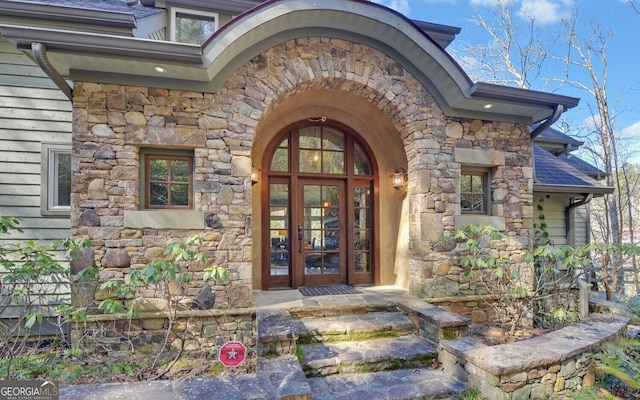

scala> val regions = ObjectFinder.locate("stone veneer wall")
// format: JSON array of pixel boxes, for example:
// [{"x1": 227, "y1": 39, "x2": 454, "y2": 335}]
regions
[
  {"x1": 408, "y1": 117, "x2": 534, "y2": 302},
  {"x1": 69, "y1": 36, "x2": 533, "y2": 317},
  {"x1": 71, "y1": 80, "x2": 255, "y2": 312}
]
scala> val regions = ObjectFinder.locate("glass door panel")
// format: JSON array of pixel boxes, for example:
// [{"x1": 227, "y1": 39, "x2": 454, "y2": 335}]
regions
[
  {"x1": 269, "y1": 183, "x2": 290, "y2": 285},
  {"x1": 300, "y1": 182, "x2": 345, "y2": 285},
  {"x1": 353, "y1": 185, "x2": 372, "y2": 281}
]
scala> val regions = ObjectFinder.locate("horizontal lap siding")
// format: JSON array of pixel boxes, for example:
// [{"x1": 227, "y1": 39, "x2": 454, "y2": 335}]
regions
[
  {"x1": 0, "y1": 40, "x2": 73, "y2": 318},
  {"x1": 534, "y1": 195, "x2": 567, "y2": 246},
  {"x1": 534, "y1": 194, "x2": 590, "y2": 247}
]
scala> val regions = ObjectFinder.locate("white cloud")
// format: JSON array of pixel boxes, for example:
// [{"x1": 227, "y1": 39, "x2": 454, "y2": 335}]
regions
[
  {"x1": 372, "y1": 0, "x2": 411, "y2": 15},
  {"x1": 620, "y1": 121, "x2": 640, "y2": 138},
  {"x1": 519, "y1": 0, "x2": 574, "y2": 25}
]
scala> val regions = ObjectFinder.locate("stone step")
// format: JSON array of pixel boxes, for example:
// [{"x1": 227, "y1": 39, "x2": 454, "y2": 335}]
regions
[
  {"x1": 289, "y1": 303, "x2": 400, "y2": 318},
  {"x1": 293, "y1": 311, "x2": 416, "y2": 344},
  {"x1": 398, "y1": 299, "x2": 470, "y2": 344},
  {"x1": 307, "y1": 367, "x2": 467, "y2": 400},
  {"x1": 300, "y1": 335, "x2": 438, "y2": 377}
]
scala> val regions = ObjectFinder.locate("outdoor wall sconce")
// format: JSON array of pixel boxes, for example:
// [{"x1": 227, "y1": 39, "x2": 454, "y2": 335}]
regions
[
  {"x1": 391, "y1": 168, "x2": 407, "y2": 190},
  {"x1": 251, "y1": 166, "x2": 261, "y2": 185}
]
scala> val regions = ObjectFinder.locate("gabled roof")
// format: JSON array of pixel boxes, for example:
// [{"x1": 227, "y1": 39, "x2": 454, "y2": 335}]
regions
[
  {"x1": 0, "y1": 0, "x2": 579, "y2": 125},
  {"x1": 533, "y1": 145, "x2": 613, "y2": 195}
]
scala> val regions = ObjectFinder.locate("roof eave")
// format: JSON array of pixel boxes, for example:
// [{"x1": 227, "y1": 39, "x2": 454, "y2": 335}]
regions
[
  {"x1": 411, "y1": 20, "x2": 461, "y2": 48},
  {"x1": 470, "y1": 82, "x2": 580, "y2": 111},
  {"x1": 534, "y1": 137, "x2": 584, "y2": 146},
  {"x1": 534, "y1": 184, "x2": 615, "y2": 196},
  {"x1": 1, "y1": 25, "x2": 203, "y2": 64}
]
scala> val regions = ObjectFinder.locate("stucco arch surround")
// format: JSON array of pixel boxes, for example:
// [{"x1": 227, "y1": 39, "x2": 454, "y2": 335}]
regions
[{"x1": 250, "y1": 88, "x2": 412, "y2": 288}]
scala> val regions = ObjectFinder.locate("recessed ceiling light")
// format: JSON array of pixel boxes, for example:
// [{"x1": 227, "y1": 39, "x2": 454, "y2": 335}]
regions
[
  {"x1": 153, "y1": 65, "x2": 167, "y2": 73},
  {"x1": 483, "y1": 103, "x2": 493, "y2": 109}
]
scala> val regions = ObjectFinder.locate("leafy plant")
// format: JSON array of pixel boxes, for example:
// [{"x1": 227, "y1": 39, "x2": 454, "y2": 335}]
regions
[
  {"x1": 595, "y1": 338, "x2": 640, "y2": 398},
  {"x1": 565, "y1": 386, "x2": 623, "y2": 400},
  {"x1": 0, "y1": 216, "x2": 92, "y2": 378},
  {"x1": 618, "y1": 295, "x2": 640, "y2": 324},
  {"x1": 450, "y1": 224, "x2": 531, "y2": 337}
]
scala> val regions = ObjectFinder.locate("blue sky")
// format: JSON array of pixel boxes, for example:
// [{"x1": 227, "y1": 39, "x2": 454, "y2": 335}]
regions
[{"x1": 373, "y1": 0, "x2": 640, "y2": 160}]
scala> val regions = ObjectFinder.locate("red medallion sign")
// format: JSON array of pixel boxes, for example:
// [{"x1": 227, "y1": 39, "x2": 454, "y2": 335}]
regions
[{"x1": 219, "y1": 341, "x2": 247, "y2": 367}]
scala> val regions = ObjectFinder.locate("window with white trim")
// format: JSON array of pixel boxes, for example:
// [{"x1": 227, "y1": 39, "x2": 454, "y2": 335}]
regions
[
  {"x1": 41, "y1": 143, "x2": 71, "y2": 216},
  {"x1": 169, "y1": 7, "x2": 218, "y2": 44}
]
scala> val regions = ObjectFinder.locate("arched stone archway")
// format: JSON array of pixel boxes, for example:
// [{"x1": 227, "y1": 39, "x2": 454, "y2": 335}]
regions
[{"x1": 222, "y1": 38, "x2": 447, "y2": 289}]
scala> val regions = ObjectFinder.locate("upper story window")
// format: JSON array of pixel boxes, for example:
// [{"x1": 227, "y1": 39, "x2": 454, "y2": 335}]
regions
[
  {"x1": 41, "y1": 143, "x2": 71, "y2": 216},
  {"x1": 461, "y1": 170, "x2": 488, "y2": 214},
  {"x1": 141, "y1": 149, "x2": 193, "y2": 210},
  {"x1": 169, "y1": 8, "x2": 218, "y2": 44}
]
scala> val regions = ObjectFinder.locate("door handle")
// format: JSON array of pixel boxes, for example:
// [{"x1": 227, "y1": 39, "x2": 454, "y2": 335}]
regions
[{"x1": 298, "y1": 225, "x2": 303, "y2": 253}]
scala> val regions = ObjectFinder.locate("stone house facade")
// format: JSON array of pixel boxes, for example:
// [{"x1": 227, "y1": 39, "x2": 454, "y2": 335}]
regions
[
  {"x1": 69, "y1": 36, "x2": 535, "y2": 314},
  {"x1": 0, "y1": 0, "x2": 612, "y2": 330}
]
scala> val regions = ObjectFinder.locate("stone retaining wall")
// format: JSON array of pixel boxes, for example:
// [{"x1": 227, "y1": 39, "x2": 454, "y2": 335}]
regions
[
  {"x1": 439, "y1": 314, "x2": 630, "y2": 399},
  {"x1": 428, "y1": 295, "x2": 501, "y2": 325},
  {"x1": 431, "y1": 287, "x2": 580, "y2": 327},
  {"x1": 71, "y1": 309, "x2": 256, "y2": 369}
]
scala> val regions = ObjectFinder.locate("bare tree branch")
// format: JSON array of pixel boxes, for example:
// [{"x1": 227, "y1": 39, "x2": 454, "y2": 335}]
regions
[{"x1": 460, "y1": 0, "x2": 556, "y2": 89}]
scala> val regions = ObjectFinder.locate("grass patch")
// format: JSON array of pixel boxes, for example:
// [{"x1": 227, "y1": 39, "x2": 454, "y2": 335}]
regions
[
  {"x1": 296, "y1": 345, "x2": 305, "y2": 364},
  {"x1": 457, "y1": 388, "x2": 482, "y2": 400},
  {"x1": 442, "y1": 327, "x2": 458, "y2": 340}
]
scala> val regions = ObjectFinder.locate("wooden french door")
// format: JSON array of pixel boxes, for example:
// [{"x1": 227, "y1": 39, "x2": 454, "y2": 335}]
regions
[{"x1": 263, "y1": 123, "x2": 375, "y2": 289}]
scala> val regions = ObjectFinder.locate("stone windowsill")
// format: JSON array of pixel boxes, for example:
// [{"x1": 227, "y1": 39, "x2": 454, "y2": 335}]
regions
[
  {"x1": 124, "y1": 210, "x2": 205, "y2": 230},
  {"x1": 454, "y1": 215, "x2": 505, "y2": 231}
]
